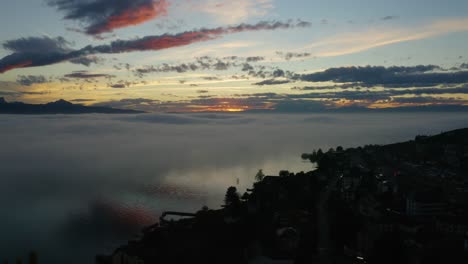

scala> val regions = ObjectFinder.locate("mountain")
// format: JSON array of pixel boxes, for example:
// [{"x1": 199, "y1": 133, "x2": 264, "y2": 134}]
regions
[{"x1": 0, "y1": 98, "x2": 144, "y2": 114}]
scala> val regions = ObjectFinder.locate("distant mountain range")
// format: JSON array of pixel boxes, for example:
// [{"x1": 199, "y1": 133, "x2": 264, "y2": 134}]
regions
[{"x1": 0, "y1": 98, "x2": 144, "y2": 114}]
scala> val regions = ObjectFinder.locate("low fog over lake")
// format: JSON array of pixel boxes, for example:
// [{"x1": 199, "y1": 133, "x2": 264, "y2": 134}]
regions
[{"x1": 1, "y1": 112, "x2": 468, "y2": 264}]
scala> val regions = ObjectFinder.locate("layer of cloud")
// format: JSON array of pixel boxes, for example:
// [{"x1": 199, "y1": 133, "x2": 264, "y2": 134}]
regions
[
  {"x1": 64, "y1": 71, "x2": 114, "y2": 79},
  {"x1": 296, "y1": 65, "x2": 468, "y2": 87},
  {"x1": 4, "y1": 113, "x2": 467, "y2": 263},
  {"x1": 47, "y1": 0, "x2": 169, "y2": 35},
  {"x1": 254, "y1": 79, "x2": 290, "y2": 86},
  {"x1": 0, "y1": 21, "x2": 310, "y2": 73},
  {"x1": 16, "y1": 75, "x2": 48, "y2": 86}
]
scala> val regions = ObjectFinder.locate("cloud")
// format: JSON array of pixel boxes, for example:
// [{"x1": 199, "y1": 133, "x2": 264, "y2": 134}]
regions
[
  {"x1": 246, "y1": 56, "x2": 265, "y2": 62},
  {"x1": 16, "y1": 75, "x2": 48, "y2": 86},
  {"x1": 202, "y1": 76, "x2": 221, "y2": 81},
  {"x1": 303, "y1": 17, "x2": 468, "y2": 57},
  {"x1": 254, "y1": 79, "x2": 290, "y2": 86},
  {"x1": 390, "y1": 96, "x2": 463, "y2": 104},
  {"x1": 3, "y1": 36, "x2": 71, "y2": 53},
  {"x1": 297, "y1": 65, "x2": 468, "y2": 87},
  {"x1": 93, "y1": 98, "x2": 161, "y2": 112},
  {"x1": 276, "y1": 51, "x2": 312, "y2": 61},
  {"x1": 381, "y1": 16, "x2": 399, "y2": 21},
  {"x1": 0, "y1": 36, "x2": 77, "y2": 73},
  {"x1": 0, "y1": 20, "x2": 310, "y2": 73},
  {"x1": 70, "y1": 99, "x2": 96, "y2": 103},
  {"x1": 64, "y1": 71, "x2": 114, "y2": 79},
  {"x1": 69, "y1": 56, "x2": 104, "y2": 66},
  {"x1": 132, "y1": 55, "x2": 277, "y2": 78},
  {"x1": 47, "y1": 0, "x2": 169, "y2": 35},
  {"x1": 109, "y1": 84, "x2": 127, "y2": 88},
  {"x1": 192, "y1": 0, "x2": 274, "y2": 24}
]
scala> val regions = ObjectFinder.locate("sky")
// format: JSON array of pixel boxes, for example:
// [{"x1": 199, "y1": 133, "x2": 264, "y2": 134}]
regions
[{"x1": 1, "y1": 0, "x2": 468, "y2": 112}]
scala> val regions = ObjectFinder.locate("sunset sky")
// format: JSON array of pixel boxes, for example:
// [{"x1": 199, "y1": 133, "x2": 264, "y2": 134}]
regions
[{"x1": 1, "y1": 0, "x2": 468, "y2": 112}]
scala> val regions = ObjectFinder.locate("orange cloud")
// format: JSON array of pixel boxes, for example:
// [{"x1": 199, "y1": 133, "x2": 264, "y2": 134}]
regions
[
  {"x1": 90, "y1": 0, "x2": 169, "y2": 34},
  {"x1": 0, "y1": 60, "x2": 32, "y2": 73},
  {"x1": 1, "y1": 21, "x2": 310, "y2": 73}
]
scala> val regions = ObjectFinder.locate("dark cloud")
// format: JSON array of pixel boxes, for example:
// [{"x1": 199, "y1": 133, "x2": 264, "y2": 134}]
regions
[
  {"x1": 69, "y1": 56, "x2": 104, "y2": 66},
  {"x1": 133, "y1": 56, "x2": 250, "y2": 77},
  {"x1": 47, "y1": 0, "x2": 169, "y2": 35},
  {"x1": 64, "y1": 71, "x2": 114, "y2": 79},
  {"x1": 390, "y1": 96, "x2": 463, "y2": 104},
  {"x1": 0, "y1": 36, "x2": 75, "y2": 73},
  {"x1": 88, "y1": 20, "x2": 311, "y2": 53},
  {"x1": 70, "y1": 99, "x2": 96, "y2": 103},
  {"x1": 296, "y1": 20, "x2": 312, "y2": 27},
  {"x1": 109, "y1": 84, "x2": 127, "y2": 88},
  {"x1": 246, "y1": 56, "x2": 265, "y2": 62},
  {"x1": 197, "y1": 90, "x2": 209, "y2": 94},
  {"x1": 16, "y1": 75, "x2": 48, "y2": 86},
  {"x1": 3, "y1": 36, "x2": 71, "y2": 53},
  {"x1": 93, "y1": 98, "x2": 161, "y2": 111},
  {"x1": 286, "y1": 87, "x2": 468, "y2": 102},
  {"x1": 109, "y1": 80, "x2": 139, "y2": 88},
  {"x1": 202, "y1": 76, "x2": 221, "y2": 81},
  {"x1": 213, "y1": 60, "x2": 229, "y2": 70},
  {"x1": 272, "y1": 69, "x2": 285, "y2": 77},
  {"x1": 254, "y1": 79, "x2": 290, "y2": 86},
  {"x1": 1, "y1": 21, "x2": 310, "y2": 73},
  {"x1": 296, "y1": 65, "x2": 468, "y2": 87},
  {"x1": 276, "y1": 51, "x2": 312, "y2": 60},
  {"x1": 381, "y1": 16, "x2": 399, "y2": 21},
  {"x1": 241, "y1": 63, "x2": 254, "y2": 72}
]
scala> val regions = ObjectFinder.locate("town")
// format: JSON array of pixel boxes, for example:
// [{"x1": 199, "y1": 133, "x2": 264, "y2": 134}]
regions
[{"x1": 97, "y1": 128, "x2": 468, "y2": 264}]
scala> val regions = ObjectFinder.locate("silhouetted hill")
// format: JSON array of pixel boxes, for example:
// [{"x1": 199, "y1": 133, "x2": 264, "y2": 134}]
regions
[
  {"x1": 382, "y1": 128, "x2": 468, "y2": 152},
  {"x1": 0, "y1": 98, "x2": 144, "y2": 114}
]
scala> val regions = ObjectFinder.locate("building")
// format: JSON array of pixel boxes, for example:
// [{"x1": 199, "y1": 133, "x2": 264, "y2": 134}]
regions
[{"x1": 406, "y1": 192, "x2": 446, "y2": 217}]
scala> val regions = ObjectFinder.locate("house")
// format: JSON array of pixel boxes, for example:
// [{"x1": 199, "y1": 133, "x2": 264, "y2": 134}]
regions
[
  {"x1": 112, "y1": 249, "x2": 144, "y2": 264},
  {"x1": 406, "y1": 191, "x2": 446, "y2": 217}
]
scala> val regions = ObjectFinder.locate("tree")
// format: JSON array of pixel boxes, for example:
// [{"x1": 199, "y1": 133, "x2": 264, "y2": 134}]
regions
[
  {"x1": 336, "y1": 146, "x2": 344, "y2": 152},
  {"x1": 224, "y1": 186, "x2": 240, "y2": 207},
  {"x1": 317, "y1": 149, "x2": 324, "y2": 158},
  {"x1": 279, "y1": 170, "x2": 290, "y2": 177},
  {"x1": 241, "y1": 192, "x2": 250, "y2": 201},
  {"x1": 301, "y1": 153, "x2": 310, "y2": 160},
  {"x1": 255, "y1": 169, "x2": 265, "y2": 182}
]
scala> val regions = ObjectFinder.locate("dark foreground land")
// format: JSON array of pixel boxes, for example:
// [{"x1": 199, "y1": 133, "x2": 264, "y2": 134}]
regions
[
  {"x1": 0, "y1": 98, "x2": 143, "y2": 114},
  {"x1": 98, "y1": 128, "x2": 468, "y2": 264}
]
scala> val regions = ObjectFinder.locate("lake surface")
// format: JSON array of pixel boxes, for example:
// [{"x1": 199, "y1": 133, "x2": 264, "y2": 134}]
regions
[{"x1": 1, "y1": 112, "x2": 467, "y2": 264}]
